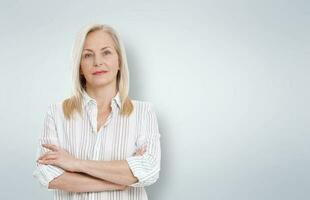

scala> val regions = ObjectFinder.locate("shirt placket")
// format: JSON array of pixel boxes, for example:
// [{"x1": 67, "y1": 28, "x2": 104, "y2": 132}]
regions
[{"x1": 87, "y1": 102, "x2": 116, "y2": 161}]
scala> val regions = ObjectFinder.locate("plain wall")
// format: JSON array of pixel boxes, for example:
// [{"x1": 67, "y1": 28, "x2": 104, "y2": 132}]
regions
[{"x1": 0, "y1": 0, "x2": 309, "y2": 199}]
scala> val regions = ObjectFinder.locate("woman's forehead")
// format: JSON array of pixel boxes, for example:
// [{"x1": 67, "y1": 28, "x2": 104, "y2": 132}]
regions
[{"x1": 83, "y1": 30, "x2": 115, "y2": 49}]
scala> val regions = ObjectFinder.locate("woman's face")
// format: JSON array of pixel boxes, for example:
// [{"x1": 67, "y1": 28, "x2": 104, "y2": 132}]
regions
[{"x1": 80, "y1": 30, "x2": 120, "y2": 89}]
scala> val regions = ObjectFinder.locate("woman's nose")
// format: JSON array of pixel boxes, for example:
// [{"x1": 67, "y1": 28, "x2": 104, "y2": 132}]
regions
[{"x1": 93, "y1": 54, "x2": 103, "y2": 66}]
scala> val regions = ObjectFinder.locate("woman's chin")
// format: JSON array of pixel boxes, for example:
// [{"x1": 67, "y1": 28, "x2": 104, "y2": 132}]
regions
[{"x1": 88, "y1": 79, "x2": 113, "y2": 88}]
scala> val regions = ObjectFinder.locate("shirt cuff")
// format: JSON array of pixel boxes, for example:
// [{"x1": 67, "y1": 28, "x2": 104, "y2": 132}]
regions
[
  {"x1": 32, "y1": 163, "x2": 65, "y2": 191},
  {"x1": 126, "y1": 154, "x2": 160, "y2": 187}
]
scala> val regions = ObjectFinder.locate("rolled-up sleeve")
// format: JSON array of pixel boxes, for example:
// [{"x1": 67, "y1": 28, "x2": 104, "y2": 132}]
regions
[
  {"x1": 126, "y1": 103, "x2": 161, "y2": 187},
  {"x1": 32, "y1": 104, "x2": 65, "y2": 190}
]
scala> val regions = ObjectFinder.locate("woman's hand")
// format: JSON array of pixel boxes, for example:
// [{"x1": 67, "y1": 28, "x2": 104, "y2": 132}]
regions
[
  {"x1": 37, "y1": 144, "x2": 80, "y2": 172},
  {"x1": 133, "y1": 145, "x2": 147, "y2": 156}
]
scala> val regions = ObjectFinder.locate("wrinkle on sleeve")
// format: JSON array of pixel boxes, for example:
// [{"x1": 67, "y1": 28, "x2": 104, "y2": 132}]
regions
[
  {"x1": 32, "y1": 104, "x2": 65, "y2": 191},
  {"x1": 126, "y1": 102, "x2": 161, "y2": 187}
]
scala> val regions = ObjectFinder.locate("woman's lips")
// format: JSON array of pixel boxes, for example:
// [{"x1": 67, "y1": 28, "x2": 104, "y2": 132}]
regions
[{"x1": 93, "y1": 70, "x2": 108, "y2": 75}]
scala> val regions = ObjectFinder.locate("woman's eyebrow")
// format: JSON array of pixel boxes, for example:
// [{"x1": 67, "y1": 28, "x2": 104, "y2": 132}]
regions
[
  {"x1": 100, "y1": 46, "x2": 112, "y2": 51},
  {"x1": 83, "y1": 46, "x2": 112, "y2": 52}
]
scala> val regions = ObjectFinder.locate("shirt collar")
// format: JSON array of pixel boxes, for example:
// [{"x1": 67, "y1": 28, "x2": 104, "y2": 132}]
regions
[{"x1": 81, "y1": 89, "x2": 121, "y2": 109}]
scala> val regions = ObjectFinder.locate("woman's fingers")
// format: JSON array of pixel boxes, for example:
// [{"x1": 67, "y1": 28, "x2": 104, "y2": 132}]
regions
[
  {"x1": 134, "y1": 145, "x2": 147, "y2": 156},
  {"x1": 37, "y1": 152, "x2": 57, "y2": 161},
  {"x1": 38, "y1": 159, "x2": 56, "y2": 165},
  {"x1": 42, "y1": 144, "x2": 59, "y2": 151},
  {"x1": 38, "y1": 154, "x2": 57, "y2": 161}
]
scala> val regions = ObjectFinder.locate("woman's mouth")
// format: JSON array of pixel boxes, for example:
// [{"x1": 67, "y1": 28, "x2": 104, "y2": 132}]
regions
[{"x1": 92, "y1": 70, "x2": 108, "y2": 75}]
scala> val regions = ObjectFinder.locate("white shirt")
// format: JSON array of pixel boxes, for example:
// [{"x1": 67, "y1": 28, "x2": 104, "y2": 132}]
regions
[{"x1": 32, "y1": 90, "x2": 161, "y2": 200}]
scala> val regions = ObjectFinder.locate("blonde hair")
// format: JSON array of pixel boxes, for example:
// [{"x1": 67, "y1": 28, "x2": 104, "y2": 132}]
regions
[{"x1": 62, "y1": 23, "x2": 134, "y2": 119}]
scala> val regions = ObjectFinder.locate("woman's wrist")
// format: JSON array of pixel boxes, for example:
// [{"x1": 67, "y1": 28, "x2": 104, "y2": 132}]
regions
[{"x1": 74, "y1": 159, "x2": 85, "y2": 173}]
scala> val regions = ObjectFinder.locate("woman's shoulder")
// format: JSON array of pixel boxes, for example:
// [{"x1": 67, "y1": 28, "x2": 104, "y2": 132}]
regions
[
  {"x1": 44, "y1": 100, "x2": 65, "y2": 118},
  {"x1": 132, "y1": 99, "x2": 154, "y2": 108},
  {"x1": 131, "y1": 99, "x2": 157, "y2": 115}
]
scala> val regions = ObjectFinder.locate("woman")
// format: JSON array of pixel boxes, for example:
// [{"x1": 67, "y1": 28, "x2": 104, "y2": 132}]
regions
[{"x1": 32, "y1": 23, "x2": 161, "y2": 200}]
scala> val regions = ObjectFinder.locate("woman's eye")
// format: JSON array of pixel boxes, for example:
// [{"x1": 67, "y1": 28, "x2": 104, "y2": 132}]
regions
[
  {"x1": 102, "y1": 51, "x2": 111, "y2": 56},
  {"x1": 84, "y1": 53, "x2": 92, "y2": 58}
]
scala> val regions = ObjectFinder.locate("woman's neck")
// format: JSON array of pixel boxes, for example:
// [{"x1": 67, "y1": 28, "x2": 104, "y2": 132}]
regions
[{"x1": 85, "y1": 83, "x2": 118, "y2": 110}]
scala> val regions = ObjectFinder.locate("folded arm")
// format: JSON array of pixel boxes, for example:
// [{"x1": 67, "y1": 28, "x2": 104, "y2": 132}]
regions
[
  {"x1": 45, "y1": 146, "x2": 147, "y2": 192},
  {"x1": 48, "y1": 171, "x2": 126, "y2": 192},
  {"x1": 75, "y1": 159, "x2": 139, "y2": 186}
]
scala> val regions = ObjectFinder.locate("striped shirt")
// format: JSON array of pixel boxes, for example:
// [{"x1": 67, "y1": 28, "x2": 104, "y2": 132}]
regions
[{"x1": 32, "y1": 90, "x2": 161, "y2": 200}]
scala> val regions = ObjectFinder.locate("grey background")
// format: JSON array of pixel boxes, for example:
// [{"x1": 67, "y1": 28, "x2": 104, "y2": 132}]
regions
[{"x1": 0, "y1": 0, "x2": 309, "y2": 199}]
